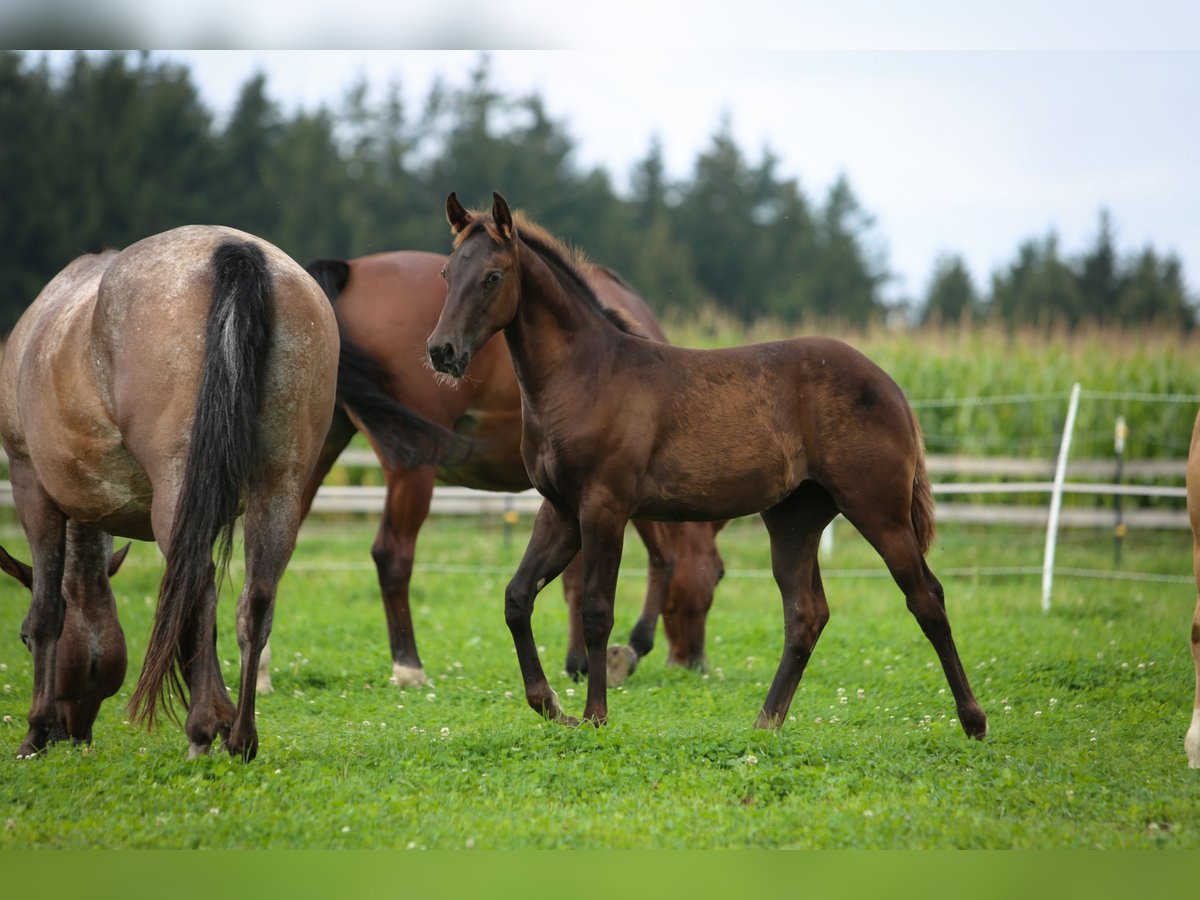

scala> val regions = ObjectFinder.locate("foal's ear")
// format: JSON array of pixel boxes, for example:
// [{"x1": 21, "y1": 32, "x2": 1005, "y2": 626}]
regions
[
  {"x1": 108, "y1": 543, "x2": 132, "y2": 578},
  {"x1": 446, "y1": 192, "x2": 472, "y2": 235},
  {"x1": 0, "y1": 545, "x2": 33, "y2": 590},
  {"x1": 491, "y1": 192, "x2": 516, "y2": 242}
]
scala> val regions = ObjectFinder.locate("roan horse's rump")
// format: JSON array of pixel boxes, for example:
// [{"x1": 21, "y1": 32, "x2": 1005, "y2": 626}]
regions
[
  {"x1": 0, "y1": 225, "x2": 340, "y2": 759},
  {"x1": 428, "y1": 192, "x2": 988, "y2": 743}
]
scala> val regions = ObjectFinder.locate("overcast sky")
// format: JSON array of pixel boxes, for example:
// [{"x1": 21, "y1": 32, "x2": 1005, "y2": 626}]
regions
[{"x1": 25, "y1": 5, "x2": 1200, "y2": 305}]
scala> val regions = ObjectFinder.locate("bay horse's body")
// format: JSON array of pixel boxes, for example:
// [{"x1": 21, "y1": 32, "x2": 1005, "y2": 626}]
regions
[
  {"x1": 1185, "y1": 410, "x2": 1200, "y2": 767},
  {"x1": 0, "y1": 225, "x2": 343, "y2": 759},
  {"x1": 293, "y1": 250, "x2": 724, "y2": 688},
  {"x1": 428, "y1": 193, "x2": 988, "y2": 740}
]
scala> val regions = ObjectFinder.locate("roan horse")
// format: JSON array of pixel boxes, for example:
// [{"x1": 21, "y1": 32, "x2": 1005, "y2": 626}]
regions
[
  {"x1": 0, "y1": 225, "x2": 447, "y2": 760},
  {"x1": 427, "y1": 192, "x2": 989, "y2": 740},
  {"x1": 288, "y1": 250, "x2": 725, "y2": 689},
  {"x1": 1185, "y1": 409, "x2": 1200, "y2": 767}
]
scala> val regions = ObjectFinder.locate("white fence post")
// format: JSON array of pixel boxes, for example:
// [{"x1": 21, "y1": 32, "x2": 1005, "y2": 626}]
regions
[{"x1": 1042, "y1": 383, "x2": 1082, "y2": 611}]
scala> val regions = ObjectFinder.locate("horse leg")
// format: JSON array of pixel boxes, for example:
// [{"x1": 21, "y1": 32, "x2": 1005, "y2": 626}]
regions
[
  {"x1": 148, "y1": 486, "x2": 233, "y2": 758},
  {"x1": 755, "y1": 485, "x2": 837, "y2": 729},
  {"x1": 621, "y1": 520, "x2": 674, "y2": 674},
  {"x1": 579, "y1": 499, "x2": 629, "y2": 725},
  {"x1": 257, "y1": 406, "x2": 359, "y2": 694},
  {"x1": 841, "y1": 500, "x2": 988, "y2": 740},
  {"x1": 226, "y1": 492, "x2": 303, "y2": 761},
  {"x1": 1188, "y1": 591, "x2": 1200, "y2": 767},
  {"x1": 561, "y1": 553, "x2": 587, "y2": 679},
  {"x1": 372, "y1": 465, "x2": 436, "y2": 688},
  {"x1": 8, "y1": 465, "x2": 67, "y2": 757},
  {"x1": 505, "y1": 499, "x2": 581, "y2": 724}
]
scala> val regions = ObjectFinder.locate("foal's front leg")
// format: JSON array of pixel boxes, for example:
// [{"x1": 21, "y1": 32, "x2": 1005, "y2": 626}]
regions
[
  {"x1": 579, "y1": 500, "x2": 628, "y2": 725},
  {"x1": 505, "y1": 500, "x2": 581, "y2": 724}
]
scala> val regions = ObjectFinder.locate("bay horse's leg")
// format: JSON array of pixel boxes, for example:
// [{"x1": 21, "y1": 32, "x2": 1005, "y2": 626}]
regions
[
  {"x1": 565, "y1": 520, "x2": 679, "y2": 686},
  {"x1": 505, "y1": 499, "x2": 581, "y2": 724},
  {"x1": 226, "y1": 491, "x2": 303, "y2": 761},
  {"x1": 755, "y1": 484, "x2": 838, "y2": 729},
  {"x1": 561, "y1": 553, "x2": 587, "y2": 679},
  {"x1": 623, "y1": 520, "x2": 674, "y2": 669},
  {"x1": 578, "y1": 499, "x2": 629, "y2": 725},
  {"x1": 372, "y1": 464, "x2": 437, "y2": 688},
  {"x1": 840, "y1": 499, "x2": 988, "y2": 740},
  {"x1": 8, "y1": 465, "x2": 67, "y2": 757},
  {"x1": 258, "y1": 406, "x2": 358, "y2": 694}
]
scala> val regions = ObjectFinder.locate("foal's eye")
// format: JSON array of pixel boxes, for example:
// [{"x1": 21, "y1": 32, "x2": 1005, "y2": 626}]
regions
[
  {"x1": 485, "y1": 271, "x2": 503, "y2": 286},
  {"x1": 439, "y1": 267, "x2": 447, "y2": 280}
]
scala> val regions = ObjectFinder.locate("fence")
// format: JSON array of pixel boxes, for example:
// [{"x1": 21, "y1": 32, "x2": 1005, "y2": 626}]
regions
[{"x1": 1, "y1": 384, "x2": 1196, "y2": 609}]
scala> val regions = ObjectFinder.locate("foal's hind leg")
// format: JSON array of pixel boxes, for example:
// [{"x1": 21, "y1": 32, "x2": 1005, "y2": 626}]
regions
[
  {"x1": 841, "y1": 503, "x2": 988, "y2": 740},
  {"x1": 506, "y1": 500, "x2": 581, "y2": 724},
  {"x1": 755, "y1": 484, "x2": 838, "y2": 729},
  {"x1": 226, "y1": 492, "x2": 303, "y2": 761}
]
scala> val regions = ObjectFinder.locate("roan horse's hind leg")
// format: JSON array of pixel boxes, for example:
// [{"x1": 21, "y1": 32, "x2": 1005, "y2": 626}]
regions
[
  {"x1": 226, "y1": 492, "x2": 304, "y2": 762},
  {"x1": 8, "y1": 466, "x2": 68, "y2": 757},
  {"x1": 755, "y1": 484, "x2": 838, "y2": 729},
  {"x1": 505, "y1": 500, "x2": 582, "y2": 724},
  {"x1": 148, "y1": 488, "x2": 234, "y2": 758}
]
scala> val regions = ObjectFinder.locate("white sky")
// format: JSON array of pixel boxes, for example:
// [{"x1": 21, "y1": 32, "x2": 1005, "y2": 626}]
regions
[{"x1": 28, "y1": 4, "x2": 1200, "y2": 305}]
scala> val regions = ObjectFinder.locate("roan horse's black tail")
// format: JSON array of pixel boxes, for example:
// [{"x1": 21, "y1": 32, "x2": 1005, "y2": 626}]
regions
[
  {"x1": 306, "y1": 258, "x2": 471, "y2": 469},
  {"x1": 130, "y1": 240, "x2": 272, "y2": 727}
]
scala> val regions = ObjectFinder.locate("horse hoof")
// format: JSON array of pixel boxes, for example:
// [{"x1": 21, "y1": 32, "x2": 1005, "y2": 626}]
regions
[
  {"x1": 187, "y1": 742, "x2": 212, "y2": 759},
  {"x1": 960, "y1": 707, "x2": 989, "y2": 741},
  {"x1": 564, "y1": 654, "x2": 587, "y2": 681},
  {"x1": 606, "y1": 644, "x2": 638, "y2": 687},
  {"x1": 390, "y1": 663, "x2": 429, "y2": 688},
  {"x1": 256, "y1": 673, "x2": 274, "y2": 695}
]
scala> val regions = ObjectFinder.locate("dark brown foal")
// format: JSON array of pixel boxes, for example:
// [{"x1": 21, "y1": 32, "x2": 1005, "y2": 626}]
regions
[
  {"x1": 280, "y1": 250, "x2": 723, "y2": 691},
  {"x1": 427, "y1": 192, "x2": 987, "y2": 741}
]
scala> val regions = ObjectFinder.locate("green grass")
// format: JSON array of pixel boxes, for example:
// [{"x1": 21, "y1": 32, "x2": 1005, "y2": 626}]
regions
[{"x1": 1, "y1": 512, "x2": 1197, "y2": 849}]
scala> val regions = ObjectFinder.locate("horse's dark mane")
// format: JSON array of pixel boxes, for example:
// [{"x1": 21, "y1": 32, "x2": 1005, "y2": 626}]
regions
[
  {"x1": 518, "y1": 231, "x2": 640, "y2": 336},
  {"x1": 461, "y1": 212, "x2": 641, "y2": 337}
]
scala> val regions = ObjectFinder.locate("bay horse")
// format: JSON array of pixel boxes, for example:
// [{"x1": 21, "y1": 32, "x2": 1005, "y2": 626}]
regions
[
  {"x1": 287, "y1": 250, "x2": 725, "y2": 690},
  {"x1": 1186, "y1": 409, "x2": 1200, "y2": 767},
  {"x1": 0, "y1": 225, "x2": 449, "y2": 760},
  {"x1": 427, "y1": 192, "x2": 988, "y2": 740}
]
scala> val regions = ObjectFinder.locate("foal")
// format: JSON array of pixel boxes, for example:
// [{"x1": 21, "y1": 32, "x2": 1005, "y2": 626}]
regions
[{"x1": 427, "y1": 192, "x2": 988, "y2": 740}]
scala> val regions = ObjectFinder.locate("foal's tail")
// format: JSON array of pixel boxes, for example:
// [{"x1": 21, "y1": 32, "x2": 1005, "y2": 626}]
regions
[
  {"x1": 130, "y1": 240, "x2": 272, "y2": 727},
  {"x1": 910, "y1": 419, "x2": 937, "y2": 557},
  {"x1": 306, "y1": 258, "x2": 472, "y2": 469}
]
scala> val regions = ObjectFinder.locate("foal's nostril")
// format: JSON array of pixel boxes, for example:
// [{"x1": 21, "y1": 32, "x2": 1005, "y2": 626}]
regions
[{"x1": 428, "y1": 341, "x2": 453, "y2": 370}]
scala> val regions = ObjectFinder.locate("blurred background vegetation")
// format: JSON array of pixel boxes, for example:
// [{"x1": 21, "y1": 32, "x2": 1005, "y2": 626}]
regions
[{"x1": 1, "y1": 50, "x2": 1194, "y2": 334}]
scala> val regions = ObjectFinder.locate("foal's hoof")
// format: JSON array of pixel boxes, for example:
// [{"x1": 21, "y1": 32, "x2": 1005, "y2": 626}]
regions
[
  {"x1": 256, "y1": 672, "x2": 274, "y2": 695},
  {"x1": 961, "y1": 708, "x2": 989, "y2": 741},
  {"x1": 390, "y1": 663, "x2": 430, "y2": 688},
  {"x1": 187, "y1": 741, "x2": 212, "y2": 760},
  {"x1": 606, "y1": 644, "x2": 638, "y2": 687}
]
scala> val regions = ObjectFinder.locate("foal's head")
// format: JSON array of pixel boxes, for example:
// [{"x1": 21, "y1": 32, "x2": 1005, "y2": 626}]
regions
[{"x1": 427, "y1": 192, "x2": 521, "y2": 380}]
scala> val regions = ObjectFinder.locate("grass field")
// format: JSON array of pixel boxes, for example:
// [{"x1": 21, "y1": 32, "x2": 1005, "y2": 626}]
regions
[{"x1": 1, "y1": 510, "x2": 1197, "y2": 849}]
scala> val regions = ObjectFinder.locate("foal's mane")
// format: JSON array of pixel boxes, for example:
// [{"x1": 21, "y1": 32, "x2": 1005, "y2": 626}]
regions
[{"x1": 456, "y1": 210, "x2": 643, "y2": 337}]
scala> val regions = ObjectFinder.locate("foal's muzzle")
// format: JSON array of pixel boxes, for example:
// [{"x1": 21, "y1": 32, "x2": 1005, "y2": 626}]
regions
[{"x1": 428, "y1": 340, "x2": 471, "y2": 379}]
